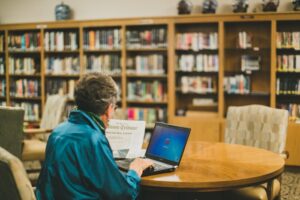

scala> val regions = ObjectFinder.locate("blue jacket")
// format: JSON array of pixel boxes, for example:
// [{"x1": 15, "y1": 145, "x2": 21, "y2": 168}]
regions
[{"x1": 36, "y1": 110, "x2": 141, "y2": 200}]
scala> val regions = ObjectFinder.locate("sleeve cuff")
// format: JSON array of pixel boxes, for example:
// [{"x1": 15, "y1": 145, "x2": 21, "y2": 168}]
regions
[{"x1": 127, "y1": 169, "x2": 141, "y2": 182}]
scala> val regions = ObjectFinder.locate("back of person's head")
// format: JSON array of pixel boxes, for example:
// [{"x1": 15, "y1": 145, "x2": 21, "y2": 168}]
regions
[{"x1": 74, "y1": 72, "x2": 118, "y2": 115}]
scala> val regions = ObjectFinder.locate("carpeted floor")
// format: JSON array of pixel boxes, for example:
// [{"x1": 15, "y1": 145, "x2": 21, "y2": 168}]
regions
[{"x1": 281, "y1": 166, "x2": 300, "y2": 200}]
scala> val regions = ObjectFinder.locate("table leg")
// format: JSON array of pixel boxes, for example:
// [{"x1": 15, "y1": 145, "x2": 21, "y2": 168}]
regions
[{"x1": 266, "y1": 180, "x2": 274, "y2": 200}]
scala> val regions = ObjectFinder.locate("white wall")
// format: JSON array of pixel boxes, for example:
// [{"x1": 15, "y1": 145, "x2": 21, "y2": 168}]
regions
[{"x1": 0, "y1": 0, "x2": 296, "y2": 24}]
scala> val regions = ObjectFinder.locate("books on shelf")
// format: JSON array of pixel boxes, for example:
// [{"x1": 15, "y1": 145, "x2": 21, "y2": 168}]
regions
[
  {"x1": 241, "y1": 55, "x2": 261, "y2": 71},
  {"x1": 11, "y1": 102, "x2": 39, "y2": 121},
  {"x1": 276, "y1": 78, "x2": 300, "y2": 95},
  {"x1": 224, "y1": 75, "x2": 250, "y2": 94},
  {"x1": 46, "y1": 79, "x2": 76, "y2": 99},
  {"x1": 44, "y1": 31, "x2": 78, "y2": 51},
  {"x1": 127, "y1": 80, "x2": 166, "y2": 102},
  {"x1": 8, "y1": 32, "x2": 41, "y2": 51},
  {"x1": 9, "y1": 57, "x2": 38, "y2": 75},
  {"x1": 0, "y1": 35, "x2": 4, "y2": 52},
  {"x1": 177, "y1": 54, "x2": 218, "y2": 72},
  {"x1": 83, "y1": 54, "x2": 121, "y2": 75},
  {"x1": 45, "y1": 56, "x2": 80, "y2": 75},
  {"x1": 0, "y1": 80, "x2": 5, "y2": 96},
  {"x1": 0, "y1": 57, "x2": 4, "y2": 74},
  {"x1": 0, "y1": 101, "x2": 6, "y2": 106},
  {"x1": 126, "y1": 28, "x2": 167, "y2": 49},
  {"x1": 127, "y1": 107, "x2": 167, "y2": 127},
  {"x1": 10, "y1": 79, "x2": 39, "y2": 97},
  {"x1": 238, "y1": 31, "x2": 253, "y2": 49},
  {"x1": 127, "y1": 54, "x2": 165, "y2": 75},
  {"x1": 277, "y1": 32, "x2": 300, "y2": 50},
  {"x1": 180, "y1": 76, "x2": 217, "y2": 94},
  {"x1": 83, "y1": 29, "x2": 121, "y2": 50},
  {"x1": 192, "y1": 98, "x2": 217, "y2": 106},
  {"x1": 277, "y1": 103, "x2": 300, "y2": 121},
  {"x1": 277, "y1": 55, "x2": 300, "y2": 72},
  {"x1": 176, "y1": 32, "x2": 218, "y2": 51}
]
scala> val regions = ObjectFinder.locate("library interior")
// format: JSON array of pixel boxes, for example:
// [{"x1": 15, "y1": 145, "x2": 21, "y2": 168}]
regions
[{"x1": 0, "y1": 0, "x2": 300, "y2": 200}]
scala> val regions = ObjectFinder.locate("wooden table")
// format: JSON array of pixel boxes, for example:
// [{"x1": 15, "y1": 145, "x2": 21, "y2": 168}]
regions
[{"x1": 140, "y1": 141, "x2": 285, "y2": 199}]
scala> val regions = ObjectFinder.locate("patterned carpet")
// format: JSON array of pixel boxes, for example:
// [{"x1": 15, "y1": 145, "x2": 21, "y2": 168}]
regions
[{"x1": 282, "y1": 166, "x2": 300, "y2": 200}]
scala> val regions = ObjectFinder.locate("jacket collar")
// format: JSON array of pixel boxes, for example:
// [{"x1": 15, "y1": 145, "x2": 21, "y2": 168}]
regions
[{"x1": 68, "y1": 110, "x2": 105, "y2": 133}]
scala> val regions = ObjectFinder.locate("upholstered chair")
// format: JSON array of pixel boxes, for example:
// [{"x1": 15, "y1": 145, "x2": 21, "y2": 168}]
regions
[
  {"x1": 22, "y1": 94, "x2": 68, "y2": 161},
  {"x1": 0, "y1": 146, "x2": 36, "y2": 200},
  {"x1": 224, "y1": 105, "x2": 289, "y2": 200}
]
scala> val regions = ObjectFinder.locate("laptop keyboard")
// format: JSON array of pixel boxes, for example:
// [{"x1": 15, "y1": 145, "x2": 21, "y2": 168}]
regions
[{"x1": 116, "y1": 158, "x2": 171, "y2": 171}]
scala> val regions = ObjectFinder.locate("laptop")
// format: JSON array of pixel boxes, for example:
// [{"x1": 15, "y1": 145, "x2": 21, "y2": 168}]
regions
[{"x1": 116, "y1": 122, "x2": 191, "y2": 176}]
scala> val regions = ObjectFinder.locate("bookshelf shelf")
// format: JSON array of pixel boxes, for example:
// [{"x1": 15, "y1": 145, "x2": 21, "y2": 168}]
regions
[
  {"x1": 44, "y1": 50, "x2": 80, "y2": 54},
  {"x1": 83, "y1": 49, "x2": 121, "y2": 53},
  {"x1": 126, "y1": 48, "x2": 167, "y2": 52},
  {"x1": 10, "y1": 74, "x2": 41, "y2": 78},
  {"x1": 8, "y1": 50, "x2": 41, "y2": 54},
  {"x1": 45, "y1": 74, "x2": 80, "y2": 78},
  {"x1": 126, "y1": 74, "x2": 167, "y2": 79},
  {"x1": 176, "y1": 71, "x2": 218, "y2": 75},
  {"x1": 10, "y1": 96, "x2": 41, "y2": 101},
  {"x1": 126, "y1": 100, "x2": 168, "y2": 105},
  {"x1": 175, "y1": 49, "x2": 218, "y2": 53},
  {"x1": 225, "y1": 92, "x2": 270, "y2": 97},
  {"x1": 0, "y1": 96, "x2": 5, "y2": 99}
]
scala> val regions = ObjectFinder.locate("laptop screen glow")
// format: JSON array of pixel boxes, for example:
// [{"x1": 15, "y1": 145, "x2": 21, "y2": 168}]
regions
[{"x1": 146, "y1": 123, "x2": 190, "y2": 165}]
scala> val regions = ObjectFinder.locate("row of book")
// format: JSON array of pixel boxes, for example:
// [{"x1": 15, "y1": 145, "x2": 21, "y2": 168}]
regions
[
  {"x1": 8, "y1": 33, "x2": 41, "y2": 51},
  {"x1": 0, "y1": 80, "x2": 5, "y2": 96},
  {"x1": 11, "y1": 102, "x2": 40, "y2": 121},
  {"x1": 46, "y1": 79, "x2": 75, "y2": 99},
  {"x1": 126, "y1": 28, "x2": 167, "y2": 48},
  {"x1": 277, "y1": 104, "x2": 300, "y2": 121},
  {"x1": 127, "y1": 107, "x2": 167, "y2": 127},
  {"x1": 127, "y1": 54, "x2": 165, "y2": 75},
  {"x1": 237, "y1": 31, "x2": 253, "y2": 49},
  {"x1": 44, "y1": 31, "x2": 78, "y2": 51},
  {"x1": 241, "y1": 55, "x2": 261, "y2": 71},
  {"x1": 177, "y1": 54, "x2": 219, "y2": 72},
  {"x1": 0, "y1": 57, "x2": 4, "y2": 74},
  {"x1": 176, "y1": 32, "x2": 218, "y2": 51},
  {"x1": 10, "y1": 79, "x2": 40, "y2": 97},
  {"x1": 127, "y1": 80, "x2": 166, "y2": 102},
  {"x1": 9, "y1": 57, "x2": 38, "y2": 75},
  {"x1": 45, "y1": 57, "x2": 80, "y2": 75},
  {"x1": 0, "y1": 101, "x2": 5, "y2": 106},
  {"x1": 180, "y1": 76, "x2": 217, "y2": 94},
  {"x1": 277, "y1": 55, "x2": 300, "y2": 72},
  {"x1": 0, "y1": 35, "x2": 4, "y2": 52},
  {"x1": 276, "y1": 78, "x2": 300, "y2": 95},
  {"x1": 84, "y1": 55, "x2": 121, "y2": 74},
  {"x1": 83, "y1": 29, "x2": 121, "y2": 50},
  {"x1": 277, "y1": 32, "x2": 300, "y2": 50},
  {"x1": 224, "y1": 75, "x2": 250, "y2": 94}
]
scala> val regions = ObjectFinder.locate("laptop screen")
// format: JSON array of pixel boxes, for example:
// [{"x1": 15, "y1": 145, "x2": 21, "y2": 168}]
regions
[{"x1": 145, "y1": 122, "x2": 191, "y2": 166}]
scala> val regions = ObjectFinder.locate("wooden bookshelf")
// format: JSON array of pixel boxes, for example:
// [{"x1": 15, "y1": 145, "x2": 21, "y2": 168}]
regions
[{"x1": 1, "y1": 13, "x2": 300, "y2": 165}]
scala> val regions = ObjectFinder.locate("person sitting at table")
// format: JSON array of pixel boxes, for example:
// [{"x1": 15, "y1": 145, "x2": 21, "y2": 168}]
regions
[{"x1": 36, "y1": 72, "x2": 153, "y2": 200}]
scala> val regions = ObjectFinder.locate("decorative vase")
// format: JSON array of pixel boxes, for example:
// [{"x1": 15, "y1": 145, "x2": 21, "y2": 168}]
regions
[
  {"x1": 177, "y1": 0, "x2": 193, "y2": 15},
  {"x1": 262, "y1": 0, "x2": 280, "y2": 12},
  {"x1": 292, "y1": 0, "x2": 300, "y2": 11},
  {"x1": 202, "y1": 0, "x2": 218, "y2": 14},
  {"x1": 55, "y1": 2, "x2": 71, "y2": 20},
  {"x1": 233, "y1": 0, "x2": 249, "y2": 13}
]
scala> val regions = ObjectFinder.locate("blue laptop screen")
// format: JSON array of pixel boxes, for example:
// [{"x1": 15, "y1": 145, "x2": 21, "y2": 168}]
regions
[{"x1": 146, "y1": 123, "x2": 190, "y2": 164}]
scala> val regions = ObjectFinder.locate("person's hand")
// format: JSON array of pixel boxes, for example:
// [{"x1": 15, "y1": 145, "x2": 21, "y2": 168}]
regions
[{"x1": 129, "y1": 158, "x2": 153, "y2": 177}]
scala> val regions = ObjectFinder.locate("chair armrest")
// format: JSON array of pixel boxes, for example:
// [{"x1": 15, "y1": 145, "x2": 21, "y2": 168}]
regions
[
  {"x1": 24, "y1": 128, "x2": 52, "y2": 136},
  {"x1": 280, "y1": 151, "x2": 289, "y2": 160}
]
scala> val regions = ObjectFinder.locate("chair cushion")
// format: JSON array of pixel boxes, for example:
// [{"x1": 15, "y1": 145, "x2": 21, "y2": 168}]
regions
[
  {"x1": 224, "y1": 179, "x2": 280, "y2": 200},
  {"x1": 22, "y1": 139, "x2": 46, "y2": 161}
]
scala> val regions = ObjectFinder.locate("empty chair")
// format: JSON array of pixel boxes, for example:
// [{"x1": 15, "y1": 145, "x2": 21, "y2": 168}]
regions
[
  {"x1": 224, "y1": 105, "x2": 289, "y2": 200},
  {"x1": 0, "y1": 146, "x2": 36, "y2": 200}
]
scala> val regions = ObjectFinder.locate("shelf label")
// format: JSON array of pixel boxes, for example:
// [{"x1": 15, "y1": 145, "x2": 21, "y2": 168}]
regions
[
  {"x1": 139, "y1": 19, "x2": 154, "y2": 25},
  {"x1": 36, "y1": 24, "x2": 47, "y2": 29}
]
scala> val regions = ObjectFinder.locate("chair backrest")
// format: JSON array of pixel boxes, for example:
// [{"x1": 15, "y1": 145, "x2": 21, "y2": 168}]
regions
[
  {"x1": 0, "y1": 146, "x2": 36, "y2": 200},
  {"x1": 0, "y1": 106, "x2": 24, "y2": 159},
  {"x1": 40, "y1": 94, "x2": 67, "y2": 130},
  {"x1": 225, "y1": 105, "x2": 289, "y2": 154}
]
